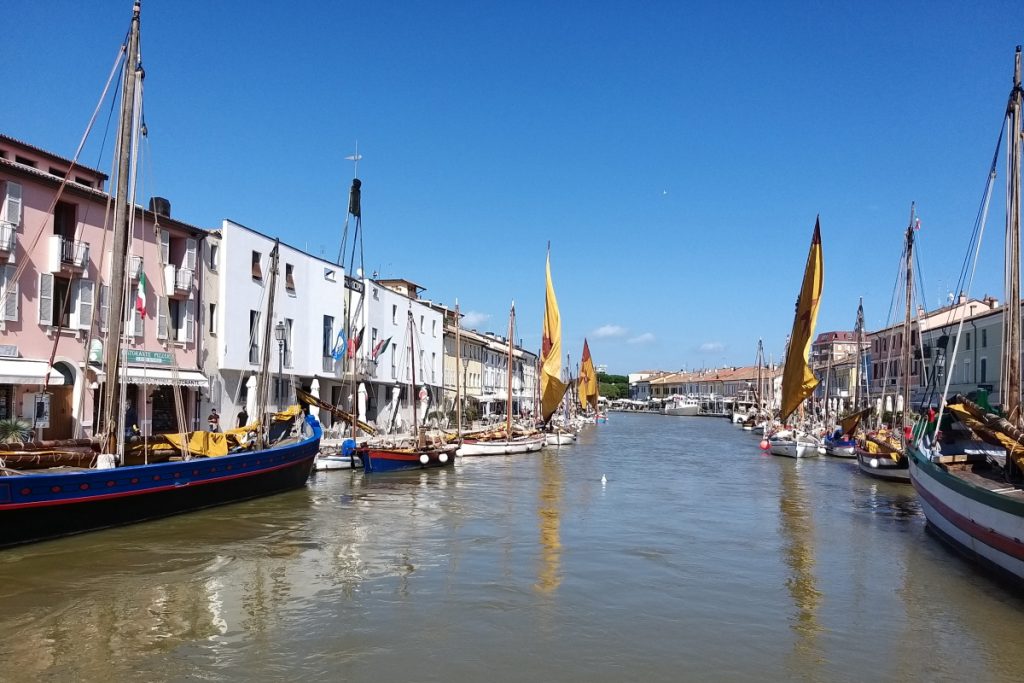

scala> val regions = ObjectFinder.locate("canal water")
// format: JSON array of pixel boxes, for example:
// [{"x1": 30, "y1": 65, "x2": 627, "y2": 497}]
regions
[{"x1": 1, "y1": 413, "x2": 1023, "y2": 681}]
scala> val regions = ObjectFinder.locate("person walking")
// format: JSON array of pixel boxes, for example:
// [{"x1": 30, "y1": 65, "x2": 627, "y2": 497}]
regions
[
  {"x1": 207, "y1": 408, "x2": 220, "y2": 432},
  {"x1": 237, "y1": 407, "x2": 249, "y2": 428}
]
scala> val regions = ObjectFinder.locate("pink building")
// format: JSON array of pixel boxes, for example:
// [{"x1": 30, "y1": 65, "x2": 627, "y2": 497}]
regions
[{"x1": 0, "y1": 133, "x2": 207, "y2": 439}]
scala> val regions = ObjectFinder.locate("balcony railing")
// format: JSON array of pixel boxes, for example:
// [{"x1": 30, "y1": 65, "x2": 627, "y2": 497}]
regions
[
  {"x1": 175, "y1": 267, "x2": 193, "y2": 291},
  {"x1": 249, "y1": 343, "x2": 260, "y2": 364},
  {"x1": 128, "y1": 255, "x2": 143, "y2": 280},
  {"x1": 54, "y1": 235, "x2": 89, "y2": 269},
  {"x1": 0, "y1": 221, "x2": 14, "y2": 255}
]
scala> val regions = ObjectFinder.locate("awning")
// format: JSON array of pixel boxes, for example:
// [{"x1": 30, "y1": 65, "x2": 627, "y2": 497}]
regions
[
  {"x1": 0, "y1": 359, "x2": 66, "y2": 386},
  {"x1": 123, "y1": 368, "x2": 209, "y2": 388}
]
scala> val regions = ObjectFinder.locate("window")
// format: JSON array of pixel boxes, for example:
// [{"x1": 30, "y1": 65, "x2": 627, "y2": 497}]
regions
[
  {"x1": 14, "y1": 155, "x2": 36, "y2": 168},
  {"x1": 209, "y1": 303, "x2": 217, "y2": 335},
  {"x1": 432, "y1": 319, "x2": 437, "y2": 337},
  {"x1": 53, "y1": 201, "x2": 76, "y2": 240},
  {"x1": 373, "y1": 287, "x2": 379, "y2": 300},
  {"x1": 209, "y1": 243, "x2": 219, "y2": 271},
  {"x1": 285, "y1": 263, "x2": 295, "y2": 294},
  {"x1": 53, "y1": 275, "x2": 72, "y2": 327},
  {"x1": 166, "y1": 298, "x2": 195, "y2": 343},
  {"x1": 420, "y1": 315, "x2": 425, "y2": 333},
  {"x1": 74, "y1": 176, "x2": 94, "y2": 188},
  {"x1": 324, "y1": 267, "x2": 336, "y2": 282},
  {"x1": 980, "y1": 357, "x2": 988, "y2": 383},
  {"x1": 965, "y1": 333, "x2": 971, "y2": 351},
  {"x1": 0, "y1": 264, "x2": 17, "y2": 323},
  {"x1": 249, "y1": 310, "x2": 261, "y2": 363},
  {"x1": 251, "y1": 251, "x2": 262, "y2": 280},
  {"x1": 284, "y1": 318, "x2": 294, "y2": 366},
  {"x1": 392, "y1": 304, "x2": 398, "y2": 325},
  {"x1": 391, "y1": 346, "x2": 397, "y2": 379},
  {"x1": 432, "y1": 352, "x2": 437, "y2": 383},
  {"x1": 963, "y1": 358, "x2": 971, "y2": 383},
  {"x1": 2, "y1": 181, "x2": 23, "y2": 228},
  {"x1": 982, "y1": 329, "x2": 987, "y2": 348},
  {"x1": 322, "y1": 315, "x2": 334, "y2": 357},
  {"x1": 48, "y1": 167, "x2": 66, "y2": 179}
]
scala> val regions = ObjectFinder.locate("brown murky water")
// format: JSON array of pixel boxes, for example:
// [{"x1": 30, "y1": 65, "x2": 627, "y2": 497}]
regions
[{"x1": 1, "y1": 413, "x2": 1021, "y2": 681}]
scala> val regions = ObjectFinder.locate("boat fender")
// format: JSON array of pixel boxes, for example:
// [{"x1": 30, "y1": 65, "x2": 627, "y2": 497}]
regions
[
  {"x1": 419, "y1": 454, "x2": 430, "y2": 465},
  {"x1": 342, "y1": 438, "x2": 357, "y2": 457},
  {"x1": 759, "y1": 439, "x2": 769, "y2": 450},
  {"x1": 439, "y1": 452, "x2": 449, "y2": 464},
  {"x1": 97, "y1": 453, "x2": 117, "y2": 469}
]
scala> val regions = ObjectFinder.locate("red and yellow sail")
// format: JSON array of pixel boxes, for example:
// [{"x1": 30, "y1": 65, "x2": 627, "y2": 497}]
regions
[
  {"x1": 579, "y1": 338, "x2": 598, "y2": 412},
  {"x1": 541, "y1": 249, "x2": 568, "y2": 422},
  {"x1": 780, "y1": 217, "x2": 824, "y2": 422}
]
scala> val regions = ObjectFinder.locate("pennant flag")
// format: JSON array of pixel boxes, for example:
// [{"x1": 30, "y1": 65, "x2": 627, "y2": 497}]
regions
[
  {"x1": 331, "y1": 328, "x2": 347, "y2": 361},
  {"x1": 780, "y1": 217, "x2": 824, "y2": 422},
  {"x1": 135, "y1": 271, "x2": 147, "y2": 317},
  {"x1": 541, "y1": 248, "x2": 568, "y2": 422},
  {"x1": 578, "y1": 338, "x2": 599, "y2": 412},
  {"x1": 372, "y1": 336, "x2": 392, "y2": 361}
]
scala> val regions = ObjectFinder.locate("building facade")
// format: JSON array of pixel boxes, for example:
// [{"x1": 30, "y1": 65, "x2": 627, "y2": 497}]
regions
[{"x1": 0, "y1": 133, "x2": 206, "y2": 439}]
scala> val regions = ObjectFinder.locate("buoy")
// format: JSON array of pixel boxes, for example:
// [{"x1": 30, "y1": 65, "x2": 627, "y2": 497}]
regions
[
  {"x1": 439, "y1": 452, "x2": 449, "y2": 464},
  {"x1": 601, "y1": 474, "x2": 607, "y2": 484},
  {"x1": 419, "y1": 454, "x2": 429, "y2": 465},
  {"x1": 759, "y1": 439, "x2": 770, "y2": 450}
]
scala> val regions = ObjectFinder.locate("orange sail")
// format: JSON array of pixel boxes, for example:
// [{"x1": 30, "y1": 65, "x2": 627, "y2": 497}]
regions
[
  {"x1": 541, "y1": 248, "x2": 568, "y2": 422},
  {"x1": 780, "y1": 217, "x2": 824, "y2": 422},
  {"x1": 578, "y1": 338, "x2": 598, "y2": 412}
]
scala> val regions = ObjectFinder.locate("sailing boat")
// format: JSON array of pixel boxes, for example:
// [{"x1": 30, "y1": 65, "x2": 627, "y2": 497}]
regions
[
  {"x1": 357, "y1": 309, "x2": 457, "y2": 472},
  {"x1": 540, "y1": 246, "x2": 570, "y2": 425},
  {"x1": 907, "y1": 47, "x2": 1024, "y2": 582},
  {"x1": 769, "y1": 218, "x2": 824, "y2": 458},
  {"x1": 823, "y1": 301, "x2": 864, "y2": 458},
  {"x1": 0, "y1": 2, "x2": 321, "y2": 549},
  {"x1": 855, "y1": 207, "x2": 916, "y2": 481},
  {"x1": 456, "y1": 303, "x2": 546, "y2": 455}
]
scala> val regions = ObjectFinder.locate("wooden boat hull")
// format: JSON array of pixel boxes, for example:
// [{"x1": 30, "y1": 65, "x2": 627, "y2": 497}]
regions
[
  {"x1": 360, "y1": 445, "x2": 456, "y2": 473},
  {"x1": 0, "y1": 416, "x2": 322, "y2": 549},
  {"x1": 909, "y1": 447, "x2": 1024, "y2": 582},
  {"x1": 856, "y1": 448, "x2": 910, "y2": 482},
  {"x1": 457, "y1": 435, "x2": 545, "y2": 456}
]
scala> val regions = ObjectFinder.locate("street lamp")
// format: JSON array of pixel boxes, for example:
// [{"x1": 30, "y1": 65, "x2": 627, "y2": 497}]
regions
[{"x1": 274, "y1": 320, "x2": 286, "y2": 407}]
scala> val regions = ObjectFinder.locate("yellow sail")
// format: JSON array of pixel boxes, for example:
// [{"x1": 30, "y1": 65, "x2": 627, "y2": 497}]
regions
[
  {"x1": 541, "y1": 249, "x2": 568, "y2": 422},
  {"x1": 579, "y1": 338, "x2": 598, "y2": 412},
  {"x1": 780, "y1": 217, "x2": 824, "y2": 422}
]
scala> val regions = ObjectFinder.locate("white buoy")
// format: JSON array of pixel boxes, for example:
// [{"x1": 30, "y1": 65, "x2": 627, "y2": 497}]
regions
[
  {"x1": 439, "y1": 452, "x2": 449, "y2": 464},
  {"x1": 419, "y1": 454, "x2": 429, "y2": 465},
  {"x1": 601, "y1": 474, "x2": 607, "y2": 488}
]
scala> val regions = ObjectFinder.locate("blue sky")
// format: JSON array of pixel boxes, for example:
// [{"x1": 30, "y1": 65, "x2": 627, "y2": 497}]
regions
[{"x1": 7, "y1": 1, "x2": 1022, "y2": 373}]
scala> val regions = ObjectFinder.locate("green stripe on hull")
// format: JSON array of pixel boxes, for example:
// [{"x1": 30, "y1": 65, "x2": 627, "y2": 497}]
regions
[{"x1": 909, "y1": 446, "x2": 1024, "y2": 517}]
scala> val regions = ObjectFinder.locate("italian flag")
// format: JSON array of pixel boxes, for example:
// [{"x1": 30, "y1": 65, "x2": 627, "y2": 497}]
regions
[{"x1": 136, "y1": 272, "x2": 147, "y2": 316}]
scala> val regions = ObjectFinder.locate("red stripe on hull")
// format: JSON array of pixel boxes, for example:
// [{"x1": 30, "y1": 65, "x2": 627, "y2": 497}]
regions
[{"x1": 914, "y1": 479, "x2": 1024, "y2": 562}]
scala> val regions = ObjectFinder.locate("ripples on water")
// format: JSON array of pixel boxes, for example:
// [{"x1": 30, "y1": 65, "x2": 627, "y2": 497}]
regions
[{"x1": 2, "y1": 413, "x2": 1024, "y2": 681}]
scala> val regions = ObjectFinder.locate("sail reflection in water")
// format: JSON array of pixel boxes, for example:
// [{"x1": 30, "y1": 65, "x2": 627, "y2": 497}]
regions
[
  {"x1": 535, "y1": 452, "x2": 563, "y2": 593},
  {"x1": 778, "y1": 461, "x2": 823, "y2": 672}
]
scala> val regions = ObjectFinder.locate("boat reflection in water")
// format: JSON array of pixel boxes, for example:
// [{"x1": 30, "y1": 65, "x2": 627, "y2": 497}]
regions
[
  {"x1": 535, "y1": 452, "x2": 563, "y2": 594},
  {"x1": 778, "y1": 460, "x2": 823, "y2": 675}
]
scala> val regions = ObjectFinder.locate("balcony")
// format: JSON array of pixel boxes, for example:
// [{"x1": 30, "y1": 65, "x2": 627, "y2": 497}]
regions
[
  {"x1": 48, "y1": 235, "x2": 89, "y2": 272},
  {"x1": 0, "y1": 221, "x2": 14, "y2": 258},
  {"x1": 128, "y1": 255, "x2": 143, "y2": 280},
  {"x1": 163, "y1": 264, "x2": 194, "y2": 298}
]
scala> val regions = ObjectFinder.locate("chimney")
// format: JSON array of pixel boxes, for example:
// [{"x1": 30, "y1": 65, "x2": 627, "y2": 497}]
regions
[
  {"x1": 917, "y1": 305, "x2": 925, "y2": 318},
  {"x1": 988, "y1": 296, "x2": 999, "y2": 309},
  {"x1": 148, "y1": 196, "x2": 171, "y2": 217},
  {"x1": 958, "y1": 291, "x2": 967, "y2": 304}
]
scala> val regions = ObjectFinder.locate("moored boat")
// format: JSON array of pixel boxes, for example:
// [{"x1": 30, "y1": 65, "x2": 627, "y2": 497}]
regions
[{"x1": 360, "y1": 442, "x2": 456, "y2": 473}]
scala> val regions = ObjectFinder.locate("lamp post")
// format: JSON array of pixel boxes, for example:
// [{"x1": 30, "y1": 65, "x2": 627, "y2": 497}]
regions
[{"x1": 274, "y1": 321, "x2": 286, "y2": 409}]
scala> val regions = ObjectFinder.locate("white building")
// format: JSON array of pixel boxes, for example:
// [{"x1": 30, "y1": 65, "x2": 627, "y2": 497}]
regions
[
  {"x1": 360, "y1": 278, "x2": 444, "y2": 431},
  {"x1": 201, "y1": 220, "x2": 353, "y2": 429}
]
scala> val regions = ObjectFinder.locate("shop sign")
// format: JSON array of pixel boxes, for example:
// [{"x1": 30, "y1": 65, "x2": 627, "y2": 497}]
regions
[
  {"x1": 0, "y1": 345, "x2": 18, "y2": 358},
  {"x1": 125, "y1": 350, "x2": 173, "y2": 366}
]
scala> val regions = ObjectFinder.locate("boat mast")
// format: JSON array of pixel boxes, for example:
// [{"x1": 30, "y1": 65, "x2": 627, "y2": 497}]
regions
[
  {"x1": 101, "y1": 0, "x2": 141, "y2": 454},
  {"x1": 254, "y1": 241, "x2": 280, "y2": 450},
  {"x1": 506, "y1": 303, "x2": 515, "y2": 435},
  {"x1": 409, "y1": 309, "x2": 420, "y2": 436},
  {"x1": 851, "y1": 298, "x2": 863, "y2": 411},
  {"x1": 455, "y1": 299, "x2": 462, "y2": 436},
  {"x1": 1005, "y1": 47, "x2": 1023, "y2": 478},
  {"x1": 902, "y1": 204, "x2": 915, "y2": 448}
]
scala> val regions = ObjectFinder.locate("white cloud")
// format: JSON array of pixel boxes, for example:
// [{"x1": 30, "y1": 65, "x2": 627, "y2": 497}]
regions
[
  {"x1": 593, "y1": 324, "x2": 627, "y2": 338},
  {"x1": 698, "y1": 341, "x2": 724, "y2": 353},
  {"x1": 628, "y1": 332, "x2": 655, "y2": 344},
  {"x1": 461, "y1": 311, "x2": 491, "y2": 329}
]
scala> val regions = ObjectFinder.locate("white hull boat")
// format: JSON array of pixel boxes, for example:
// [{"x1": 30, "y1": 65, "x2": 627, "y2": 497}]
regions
[
  {"x1": 457, "y1": 434, "x2": 546, "y2": 456},
  {"x1": 545, "y1": 432, "x2": 577, "y2": 446}
]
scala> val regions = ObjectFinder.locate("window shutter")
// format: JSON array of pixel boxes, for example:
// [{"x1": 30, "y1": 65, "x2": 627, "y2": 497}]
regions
[
  {"x1": 38, "y1": 273, "x2": 53, "y2": 325},
  {"x1": 159, "y1": 229, "x2": 170, "y2": 264},
  {"x1": 134, "y1": 308, "x2": 144, "y2": 337},
  {"x1": 185, "y1": 238, "x2": 197, "y2": 270},
  {"x1": 185, "y1": 299, "x2": 195, "y2": 342},
  {"x1": 158, "y1": 297, "x2": 169, "y2": 340},
  {"x1": 99, "y1": 285, "x2": 110, "y2": 332},
  {"x1": 2, "y1": 265, "x2": 17, "y2": 322},
  {"x1": 76, "y1": 279, "x2": 94, "y2": 330},
  {"x1": 2, "y1": 181, "x2": 22, "y2": 226}
]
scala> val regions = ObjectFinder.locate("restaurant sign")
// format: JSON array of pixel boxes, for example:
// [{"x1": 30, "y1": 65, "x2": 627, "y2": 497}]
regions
[{"x1": 125, "y1": 349, "x2": 173, "y2": 366}]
